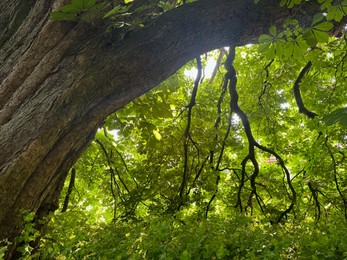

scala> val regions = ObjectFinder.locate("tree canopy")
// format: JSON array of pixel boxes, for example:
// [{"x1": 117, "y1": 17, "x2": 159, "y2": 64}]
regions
[{"x1": 1, "y1": 0, "x2": 347, "y2": 258}]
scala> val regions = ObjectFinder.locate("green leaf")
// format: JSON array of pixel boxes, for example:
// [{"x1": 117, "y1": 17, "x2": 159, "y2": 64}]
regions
[
  {"x1": 61, "y1": 4, "x2": 81, "y2": 13},
  {"x1": 258, "y1": 34, "x2": 274, "y2": 44},
  {"x1": 313, "y1": 21, "x2": 333, "y2": 31},
  {"x1": 269, "y1": 26, "x2": 277, "y2": 36},
  {"x1": 103, "y1": 5, "x2": 130, "y2": 19},
  {"x1": 326, "y1": 5, "x2": 344, "y2": 21},
  {"x1": 323, "y1": 107, "x2": 347, "y2": 127},
  {"x1": 0, "y1": 245, "x2": 7, "y2": 259},
  {"x1": 311, "y1": 13, "x2": 324, "y2": 26},
  {"x1": 319, "y1": 0, "x2": 333, "y2": 10},
  {"x1": 313, "y1": 30, "x2": 329, "y2": 43},
  {"x1": 84, "y1": 0, "x2": 97, "y2": 9},
  {"x1": 152, "y1": 129, "x2": 162, "y2": 141},
  {"x1": 23, "y1": 212, "x2": 35, "y2": 222},
  {"x1": 303, "y1": 29, "x2": 317, "y2": 46},
  {"x1": 50, "y1": 11, "x2": 77, "y2": 20},
  {"x1": 71, "y1": 0, "x2": 85, "y2": 9}
]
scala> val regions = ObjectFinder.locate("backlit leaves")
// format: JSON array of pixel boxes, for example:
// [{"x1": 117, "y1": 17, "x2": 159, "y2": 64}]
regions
[
  {"x1": 50, "y1": 0, "x2": 99, "y2": 21},
  {"x1": 258, "y1": 14, "x2": 335, "y2": 59}
]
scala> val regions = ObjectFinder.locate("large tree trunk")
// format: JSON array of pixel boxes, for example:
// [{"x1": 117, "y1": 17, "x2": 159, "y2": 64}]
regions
[{"x1": 0, "y1": 0, "x2": 318, "y2": 257}]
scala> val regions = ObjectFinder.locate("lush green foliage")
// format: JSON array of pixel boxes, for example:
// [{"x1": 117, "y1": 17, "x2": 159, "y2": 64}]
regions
[
  {"x1": 38, "y1": 213, "x2": 347, "y2": 259},
  {"x1": 9, "y1": 0, "x2": 347, "y2": 258},
  {"x1": 35, "y1": 36, "x2": 347, "y2": 258}
]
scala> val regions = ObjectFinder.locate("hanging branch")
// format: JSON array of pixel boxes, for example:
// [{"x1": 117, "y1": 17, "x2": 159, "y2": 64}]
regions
[
  {"x1": 187, "y1": 155, "x2": 209, "y2": 196},
  {"x1": 205, "y1": 113, "x2": 232, "y2": 217},
  {"x1": 293, "y1": 61, "x2": 318, "y2": 119},
  {"x1": 61, "y1": 168, "x2": 76, "y2": 213},
  {"x1": 95, "y1": 139, "x2": 130, "y2": 193},
  {"x1": 216, "y1": 47, "x2": 296, "y2": 221},
  {"x1": 258, "y1": 59, "x2": 274, "y2": 107},
  {"x1": 209, "y1": 67, "x2": 228, "y2": 165},
  {"x1": 109, "y1": 167, "x2": 119, "y2": 221},
  {"x1": 206, "y1": 48, "x2": 243, "y2": 217},
  {"x1": 324, "y1": 138, "x2": 347, "y2": 219},
  {"x1": 102, "y1": 127, "x2": 136, "y2": 186},
  {"x1": 178, "y1": 56, "x2": 202, "y2": 206},
  {"x1": 209, "y1": 48, "x2": 227, "y2": 84},
  {"x1": 95, "y1": 138, "x2": 127, "y2": 221},
  {"x1": 307, "y1": 181, "x2": 322, "y2": 221},
  {"x1": 254, "y1": 143, "x2": 297, "y2": 223},
  {"x1": 221, "y1": 47, "x2": 263, "y2": 214}
]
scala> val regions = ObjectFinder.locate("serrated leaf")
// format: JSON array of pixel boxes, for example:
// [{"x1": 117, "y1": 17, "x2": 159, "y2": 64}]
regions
[
  {"x1": 292, "y1": 44, "x2": 302, "y2": 59},
  {"x1": 275, "y1": 41, "x2": 285, "y2": 57},
  {"x1": 258, "y1": 34, "x2": 274, "y2": 44},
  {"x1": 295, "y1": 36, "x2": 309, "y2": 50},
  {"x1": 313, "y1": 22, "x2": 333, "y2": 31},
  {"x1": 283, "y1": 42, "x2": 294, "y2": 58},
  {"x1": 326, "y1": 5, "x2": 344, "y2": 21},
  {"x1": 313, "y1": 30, "x2": 329, "y2": 43},
  {"x1": 258, "y1": 43, "x2": 270, "y2": 53},
  {"x1": 303, "y1": 29, "x2": 317, "y2": 46},
  {"x1": 311, "y1": 13, "x2": 324, "y2": 25},
  {"x1": 266, "y1": 43, "x2": 276, "y2": 59},
  {"x1": 323, "y1": 107, "x2": 347, "y2": 128},
  {"x1": 319, "y1": 0, "x2": 333, "y2": 9},
  {"x1": 269, "y1": 26, "x2": 277, "y2": 36}
]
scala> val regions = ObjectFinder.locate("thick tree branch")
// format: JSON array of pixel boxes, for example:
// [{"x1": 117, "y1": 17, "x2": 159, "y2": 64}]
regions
[
  {"x1": 293, "y1": 61, "x2": 318, "y2": 119},
  {"x1": 0, "y1": 0, "x2": 323, "y2": 245},
  {"x1": 221, "y1": 48, "x2": 296, "y2": 220}
]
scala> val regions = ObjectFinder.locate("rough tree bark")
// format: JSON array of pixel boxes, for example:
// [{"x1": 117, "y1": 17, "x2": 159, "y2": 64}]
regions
[{"x1": 0, "y1": 0, "x2": 320, "y2": 257}]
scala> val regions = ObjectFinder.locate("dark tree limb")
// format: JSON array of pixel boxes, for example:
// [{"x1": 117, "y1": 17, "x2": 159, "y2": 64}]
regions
[
  {"x1": 219, "y1": 48, "x2": 296, "y2": 220},
  {"x1": 0, "y1": 0, "x2": 325, "y2": 251},
  {"x1": 324, "y1": 137, "x2": 347, "y2": 219},
  {"x1": 61, "y1": 168, "x2": 76, "y2": 213},
  {"x1": 209, "y1": 64, "x2": 228, "y2": 165},
  {"x1": 178, "y1": 56, "x2": 202, "y2": 207},
  {"x1": 95, "y1": 139, "x2": 130, "y2": 193},
  {"x1": 307, "y1": 181, "x2": 321, "y2": 221},
  {"x1": 293, "y1": 61, "x2": 318, "y2": 119},
  {"x1": 209, "y1": 48, "x2": 227, "y2": 84},
  {"x1": 187, "y1": 155, "x2": 209, "y2": 196},
  {"x1": 258, "y1": 59, "x2": 274, "y2": 107}
]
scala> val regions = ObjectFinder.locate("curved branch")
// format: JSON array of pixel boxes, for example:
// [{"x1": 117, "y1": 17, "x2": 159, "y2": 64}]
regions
[
  {"x1": 258, "y1": 59, "x2": 274, "y2": 107},
  {"x1": 0, "y1": 0, "x2": 324, "y2": 243},
  {"x1": 324, "y1": 138, "x2": 347, "y2": 219},
  {"x1": 178, "y1": 56, "x2": 202, "y2": 206},
  {"x1": 308, "y1": 181, "x2": 321, "y2": 221},
  {"x1": 293, "y1": 61, "x2": 318, "y2": 119},
  {"x1": 95, "y1": 139, "x2": 130, "y2": 194}
]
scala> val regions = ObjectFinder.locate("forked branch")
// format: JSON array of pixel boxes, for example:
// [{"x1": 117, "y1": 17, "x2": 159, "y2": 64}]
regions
[{"x1": 178, "y1": 56, "x2": 202, "y2": 207}]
